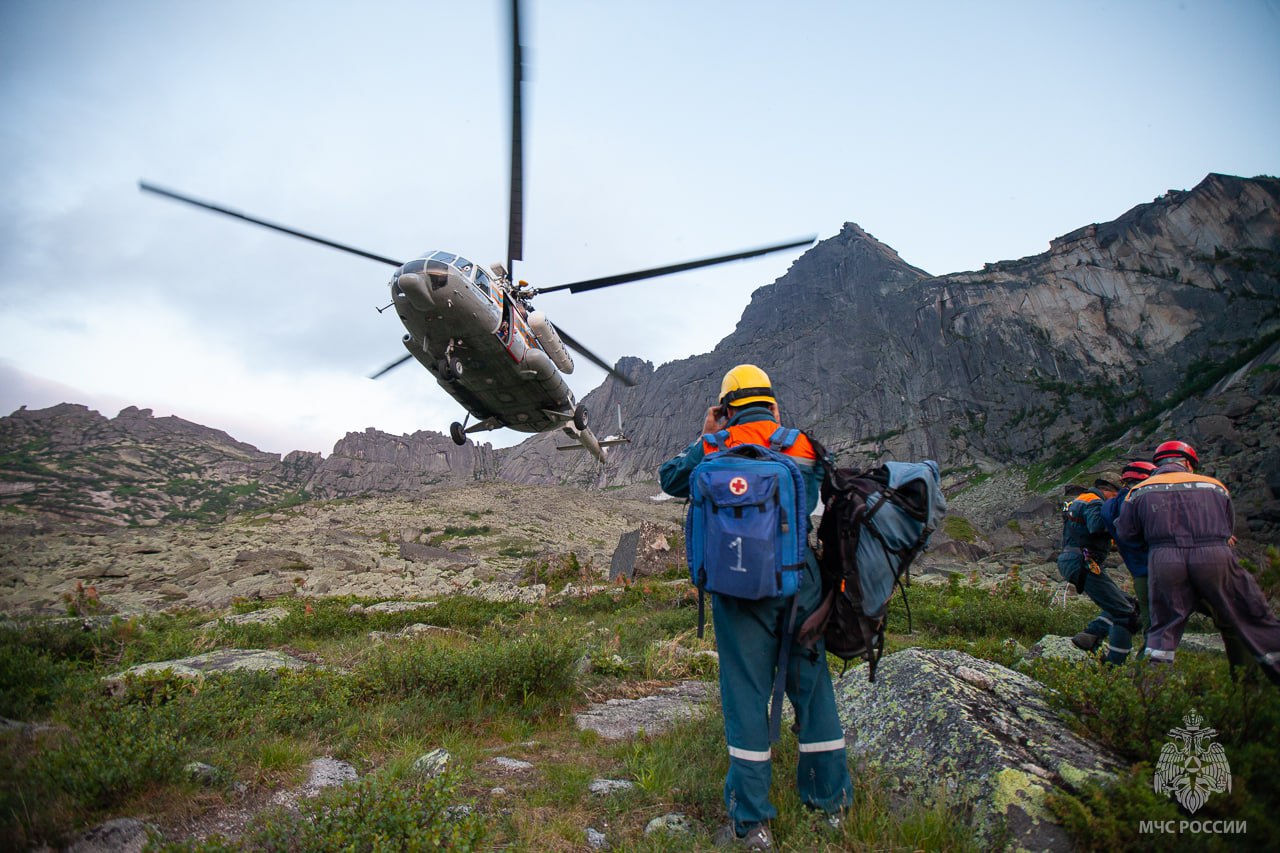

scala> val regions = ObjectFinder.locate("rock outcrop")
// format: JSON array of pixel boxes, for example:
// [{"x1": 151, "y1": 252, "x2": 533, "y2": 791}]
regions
[
  {"x1": 574, "y1": 680, "x2": 717, "y2": 741},
  {"x1": 304, "y1": 428, "x2": 497, "y2": 499},
  {"x1": 834, "y1": 647, "x2": 1124, "y2": 852}
]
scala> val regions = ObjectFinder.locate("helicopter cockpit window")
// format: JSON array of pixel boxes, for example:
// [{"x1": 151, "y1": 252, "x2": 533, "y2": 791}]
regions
[
  {"x1": 475, "y1": 266, "x2": 492, "y2": 293},
  {"x1": 401, "y1": 258, "x2": 426, "y2": 274},
  {"x1": 455, "y1": 257, "x2": 474, "y2": 279},
  {"x1": 431, "y1": 251, "x2": 457, "y2": 265}
]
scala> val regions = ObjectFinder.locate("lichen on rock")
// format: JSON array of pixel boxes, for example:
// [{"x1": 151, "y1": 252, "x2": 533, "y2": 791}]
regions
[{"x1": 834, "y1": 647, "x2": 1123, "y2": 852}]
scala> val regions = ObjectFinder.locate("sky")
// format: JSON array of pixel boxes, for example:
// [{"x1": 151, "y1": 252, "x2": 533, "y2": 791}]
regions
[{"x1": 2, "y1": 0, "x2": 1278, "y2": 456}]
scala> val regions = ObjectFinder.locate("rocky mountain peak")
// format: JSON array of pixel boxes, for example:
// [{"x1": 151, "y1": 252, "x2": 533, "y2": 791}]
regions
[{"x1": 494, "y1": 173, "x2": 1279, "y2": 542}]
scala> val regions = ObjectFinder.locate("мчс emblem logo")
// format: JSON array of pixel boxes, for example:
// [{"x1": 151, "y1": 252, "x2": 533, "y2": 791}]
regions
[
  {"x1": 1153, "y1": 709, "x2": 1232, "y2": 814},
  {"x1": 729, "y1": 476, "x2": 749, "y2": 496}
]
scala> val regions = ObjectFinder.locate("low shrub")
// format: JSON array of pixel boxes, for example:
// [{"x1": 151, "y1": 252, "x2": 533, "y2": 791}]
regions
[
  {"x1": 1028, "y1": 652, "x2": 1280, "y2": 847},
  {"x1": 160, "y1": 773, "x2": 486, "y2": 851},
  {"x1": 360, "y1": 629, "x2": 580, "y2": 716}
]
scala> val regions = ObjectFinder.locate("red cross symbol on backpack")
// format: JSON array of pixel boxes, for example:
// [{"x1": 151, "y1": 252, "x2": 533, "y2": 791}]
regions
[{"x1": 729, "y1": 476, "x2": 749, "y2": 496}]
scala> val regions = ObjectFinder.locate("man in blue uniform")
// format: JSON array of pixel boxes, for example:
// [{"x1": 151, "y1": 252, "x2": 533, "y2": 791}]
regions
[
  {"x1": 1060, "y1": 478, "x2": 1141, "y2": 665},
  {"x1": 1099, "y1": 461, "x2": 1157, "y2": 640},
  {"x1": 660, "y1": 364, "x2": 852, "y2": 849}
]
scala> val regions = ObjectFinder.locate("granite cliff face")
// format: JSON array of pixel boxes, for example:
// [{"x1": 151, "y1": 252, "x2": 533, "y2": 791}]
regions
[
  {"x1": 0, "y1": 405, "x2": 495, "y2": 525},
  {"x1": 495, "y1": 174, "x2": 1280, "y2": 538}
]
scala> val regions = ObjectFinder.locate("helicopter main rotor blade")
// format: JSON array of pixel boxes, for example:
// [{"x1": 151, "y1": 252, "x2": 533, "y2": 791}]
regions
[
  {"x1": 368, "y1": 352, "x2": 415, "y2": 380},
  {"x1": 535, "y1": 236, "x2": 817, "y2": 295},
  {"x1": 506, "y1": 0, "x2": 526, "y2": 275},
  {"x1": 552, "y1": 325, "x2": 637, "y2": 387},
  {"x1": 139, "y1": 181, "x2": 404, "y2": 267}
]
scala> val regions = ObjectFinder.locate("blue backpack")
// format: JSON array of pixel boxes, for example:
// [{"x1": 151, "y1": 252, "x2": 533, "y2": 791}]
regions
[
  {"x1": 685, "y1": 426, "x2": 813, "y2": 742},
  {"x1": 685, "y1": 427, "x2": 809, "y2": 602}
]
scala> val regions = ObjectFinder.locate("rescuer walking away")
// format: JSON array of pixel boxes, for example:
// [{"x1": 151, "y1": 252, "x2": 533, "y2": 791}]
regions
[{"x1": 1117, "y1": 440, "x2": 1280, "y2": 685}]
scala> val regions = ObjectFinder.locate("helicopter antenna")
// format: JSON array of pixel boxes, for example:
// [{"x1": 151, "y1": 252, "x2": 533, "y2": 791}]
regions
[{"x1": 506, "y1": 0, "x2": 526, "y2": 277}]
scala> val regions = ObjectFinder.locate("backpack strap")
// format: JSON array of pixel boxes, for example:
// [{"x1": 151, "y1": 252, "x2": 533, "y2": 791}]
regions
[
  {"x1": 769, "y1": 593, "x2": 800, "y2": 743},
  {"x1": 803, "y1": 431, "x2": 838, "y2": 496},
  {"x1": 703, "y1": 429, "x2": 731, "y2": 451},
  {"x1": 767, "y1": 426, "x2": 800, "y2": 451}
]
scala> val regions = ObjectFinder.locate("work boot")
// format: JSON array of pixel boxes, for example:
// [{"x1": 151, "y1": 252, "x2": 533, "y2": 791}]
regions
[
  {"x1": 1071, "y1": 631, "x2": 1102, "y2": 652},
  {"x1": 804, "y1": 805, "x2": 845, "y2": 834},
  {"x1": 714, "y1": 823, "x2": 773, "y2": 850}
]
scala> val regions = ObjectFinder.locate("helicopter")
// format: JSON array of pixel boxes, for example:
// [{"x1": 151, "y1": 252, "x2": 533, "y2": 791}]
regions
[{"x1": 140, "y1": 1, "x2": 813, "y2": 463}]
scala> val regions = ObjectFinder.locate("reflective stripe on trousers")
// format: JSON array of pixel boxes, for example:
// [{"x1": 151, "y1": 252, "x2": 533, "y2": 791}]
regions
[
  {"x1": 798, "y1": 738, "x2": 845, "y2": 753},
  {"x1": 728, "y1": 745, "x2": 771, "y2": 762}
]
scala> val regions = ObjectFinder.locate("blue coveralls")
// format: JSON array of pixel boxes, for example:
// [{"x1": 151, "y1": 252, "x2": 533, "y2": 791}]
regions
[
  {"x1": 1058, "y1": 490, "x2": 1139, "y2": 665},
  {"x1": 659, "y1": 408, "x2": 852, "y2": 834},
  {"x1": 1101, "y1": 488, "x2": 1150, "y2": 638}
]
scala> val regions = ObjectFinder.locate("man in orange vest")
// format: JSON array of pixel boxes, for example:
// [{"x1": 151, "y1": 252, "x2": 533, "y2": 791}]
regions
[
  {"x1": 659, "y1": 364, "x2": 851, "y2": 849},
  {"x1": 1117, "y1": 440, "x2": 1280, "y2": 685}
]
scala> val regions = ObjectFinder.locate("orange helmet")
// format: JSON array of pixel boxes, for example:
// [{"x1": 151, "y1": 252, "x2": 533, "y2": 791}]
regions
[
  {"x1": 1121, "y1": 460, "x2": 1157, "y2": 482},
  {"x1": 1153, "y1": 440, "x2": 1198, "y2": 466}
]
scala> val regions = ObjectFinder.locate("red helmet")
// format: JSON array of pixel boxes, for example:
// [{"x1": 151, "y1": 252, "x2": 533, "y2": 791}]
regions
[
  {"x1": 1121, "y1": 460, "x2": 1157, "y2": 482},
  {"x1": 1153, "y1": 440, "x2": 1198, "y2": 466}
]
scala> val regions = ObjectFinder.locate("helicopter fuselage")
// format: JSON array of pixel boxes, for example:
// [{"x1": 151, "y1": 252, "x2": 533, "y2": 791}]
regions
[{"x1": 390, "y1": 250, "x2": 576, "y2": 434}]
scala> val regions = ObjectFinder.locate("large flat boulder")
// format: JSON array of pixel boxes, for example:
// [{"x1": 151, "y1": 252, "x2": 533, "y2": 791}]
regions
[
  {"x1": 834, "y1": 647, "x2": 1123, "y2": 852},
  {"x1": 104, "y1": 648, "x2": 313, "y2": 696},
  {"x1": 575, "y1": 680, "x2": 717, "y2": 740}
]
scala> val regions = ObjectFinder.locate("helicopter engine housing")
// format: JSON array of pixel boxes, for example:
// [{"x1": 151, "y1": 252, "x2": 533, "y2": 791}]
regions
[{"x1": 527, "y1": 311, "x2": 574, "y2": 374}]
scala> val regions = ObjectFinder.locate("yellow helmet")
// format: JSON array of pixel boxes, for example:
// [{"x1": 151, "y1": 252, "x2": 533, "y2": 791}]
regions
[{"x1": 719, "y1": 364, "x2": 776, "y2": 408}]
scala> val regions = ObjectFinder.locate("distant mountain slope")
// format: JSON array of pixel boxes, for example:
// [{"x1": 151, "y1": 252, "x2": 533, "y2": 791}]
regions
[{"x1": 0, "y1": 404, "x2": 495, "y2": 525}]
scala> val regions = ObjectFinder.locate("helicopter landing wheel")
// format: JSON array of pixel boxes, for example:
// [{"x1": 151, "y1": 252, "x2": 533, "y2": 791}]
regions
[
  {"x1": 450, "y1": 421, "x2": 467, "y2": 446},
  {"x1": 573, "y1": 404, "x2": 588, "y2": 431},
  {"x1": 438, "y1": 356, "x2": 464, "y2": 382}
]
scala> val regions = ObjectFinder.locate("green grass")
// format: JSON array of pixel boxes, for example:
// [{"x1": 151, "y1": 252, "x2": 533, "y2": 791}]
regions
[
  {"x1": 942, "y1": 514, "x2": 979, "y2": 543},
  {"x1": 2, "y1": 576, "x2": 1276, "y2": 851}
]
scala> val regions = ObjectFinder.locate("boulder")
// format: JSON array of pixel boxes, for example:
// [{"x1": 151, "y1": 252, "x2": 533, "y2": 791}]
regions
[
  {"x1": 413, "y1": 748, "x2": 451, "y2": 778},
  {"x1": 104, "y1": 648, "x2": 313, "y2": 695},
  {"x1": 66, "y1": 817, "x2": 157, "y2": 853},
  {"x1": 199, "y1": 606, "x2": 290, "y2": 629},
  {"x1": 1020, "y1": 634, "x2": 1092, "y2": 664},
  {"x1": 632, "y1": 522, "x2": 679, "y2": 579},
  {"x1": 575, "y1": 680, "x2": 717, "y2": 740},
  {"x1": 834, "y1": 647, "x2": 1123, "y2": 852},
  {"x1": 590, "y1": 778, "x2": 636, "y2": 795}
]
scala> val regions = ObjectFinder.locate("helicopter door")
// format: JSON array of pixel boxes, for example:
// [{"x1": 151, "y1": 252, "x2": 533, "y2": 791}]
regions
[{"x1": 498, "y1": 294, "x2": 526, "y2": 361}]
